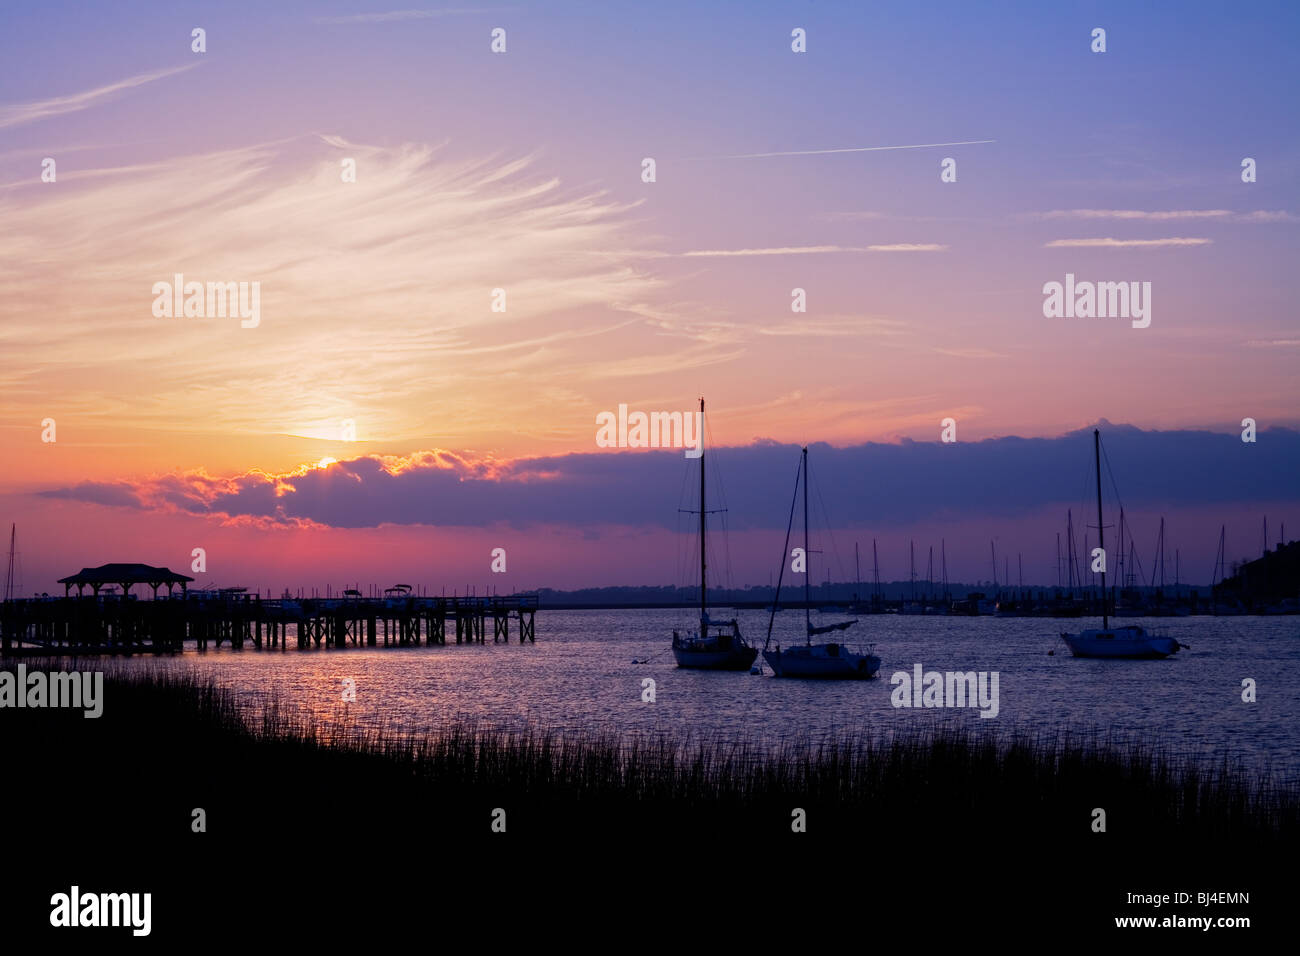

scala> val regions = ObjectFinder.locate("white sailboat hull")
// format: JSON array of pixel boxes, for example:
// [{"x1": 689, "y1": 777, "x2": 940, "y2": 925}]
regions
[
  {"x1": 763, "y1": 643, "x2": 881, "y2": 679},
  {"x1": 1060, "y1": 626, "x2": 1180, "y2": 659}
]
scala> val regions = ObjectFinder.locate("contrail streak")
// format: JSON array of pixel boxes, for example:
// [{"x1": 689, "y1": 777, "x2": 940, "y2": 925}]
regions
[
  {"x1": 0, "y1": 64, "x2": 199, "y2": 130},
  {"x1": 681, "y1": 139, "x2": 996, "y2": 161}
]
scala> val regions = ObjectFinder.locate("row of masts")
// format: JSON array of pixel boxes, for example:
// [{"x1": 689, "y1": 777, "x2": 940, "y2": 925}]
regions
[
  {"x1": 1056, "y1": 513, "x2": 1283, "y2": 594},
  {"x1": 852, "y1": 539, "x2": 952, "y2": 603},
  {"x1": 5, "y1": 496, "x2": 1287, "y2": 608},
  {"x1": 822, "y1": 513, "x2": 1286, "y2": 602}
]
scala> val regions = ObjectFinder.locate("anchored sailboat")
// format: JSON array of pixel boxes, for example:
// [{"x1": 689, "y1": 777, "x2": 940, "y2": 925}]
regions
[
  {"x1": 763, "y1": 446, "x2": 881, "y2": 679},
  {"x1": 1060, "y1": 429, "x2": 1186, "y2": 659},
  {"x1": 671, "y1": 399, "x2": 758, "y2": 671}
]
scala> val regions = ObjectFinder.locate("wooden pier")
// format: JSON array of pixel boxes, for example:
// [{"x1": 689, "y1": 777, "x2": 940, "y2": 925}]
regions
[{"x1": 0, "y1": 593, "x2": 538, "y2": 656}]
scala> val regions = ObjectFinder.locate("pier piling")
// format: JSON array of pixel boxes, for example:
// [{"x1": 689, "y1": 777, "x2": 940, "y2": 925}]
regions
[{"x1": 0, "y1": 592, "x2": 539, "y2": 655}]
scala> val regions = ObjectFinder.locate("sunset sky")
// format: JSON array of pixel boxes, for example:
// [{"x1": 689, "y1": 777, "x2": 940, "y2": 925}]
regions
[{"x1": 2, "y1": 1, "x2": 1297, "y2": 593}]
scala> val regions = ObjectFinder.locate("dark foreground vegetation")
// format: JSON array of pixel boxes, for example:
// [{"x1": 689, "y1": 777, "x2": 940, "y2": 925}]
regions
[
  {"x1": 10, "y1": 666, "x2": 1298, "y2": 841},
  {"x1": 4, "y1": 663, "x2": 1291, "y2": 938}
]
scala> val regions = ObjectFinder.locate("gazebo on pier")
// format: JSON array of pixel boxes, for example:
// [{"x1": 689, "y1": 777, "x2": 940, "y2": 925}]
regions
[{"x1": 58, "y1": 563, "x2": 195, "y2": 599}]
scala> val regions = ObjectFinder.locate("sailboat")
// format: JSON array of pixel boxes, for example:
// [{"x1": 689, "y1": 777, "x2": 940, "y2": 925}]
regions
[
  {"x1": 3, "y1": 523, "x2": 17, "y2": 603},
  {"x1": 671, "y1": 399, "x2": 758, "y2": 671},
  {"x1": 762, "y1": 446, "x2": 881, "y2": 679},
  {"x1": 1059, "y1": 429, "x2": 1186, "y2": 659}
]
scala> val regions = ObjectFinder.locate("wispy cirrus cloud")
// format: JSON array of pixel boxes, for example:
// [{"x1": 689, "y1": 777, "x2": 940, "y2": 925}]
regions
[
  {"x1": 0, "y1": 64, "x2": 198, "y2": 130},
  {"x1": 1031, "y1": 209, "x2": 1294, "y2": 223},
  {"x1": 820, "y1": 211, "x2": 972, "y2": 224},
  {"x1": 0, "y1": 135, "x2": 667, "y2": 443},
  {"x1": 677, "y1": 243, "x2": 947, "y2": 257},
  {"x1": 867, "y1": 243, "x2": 948, "y2": 252},
  {"x1": 1237, "y1": 210, "x2": 1298, "y2": 223},
  {"x1": 754, "y1": 316, "x2": 908, "y2": 337},
  {"x1": 1036, "y1": 209, "x2": 1232, "y2": 221},
  {"x1": 681, "y1": 140, "x2": 995, "y2": 161},
  {"x1": 0, "y1": 162, "x2": 172, "y2": 191},
  {"x1": 679, "y1": 245, "x2": 872, "y2": 257},
  {"x1": 1045, "y1": 237, "x2": 1212, "y2": 248}
]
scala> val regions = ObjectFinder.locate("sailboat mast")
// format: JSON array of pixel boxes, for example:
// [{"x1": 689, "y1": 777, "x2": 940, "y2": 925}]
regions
[
  {"x1": 1159, "y1": 516, "x2": 1166, "y2": 589},
  {"x1": 802, "y1": 446, "x2": 810, "y2": 643},
  {"x1": 872, "y1": 539, "x2": 880, "y2": 601},
  {"x1": 1066, "y1": 511, "x2": 1075, "y2": 591},
  {"x1": 1118, "y1": 508, "x2": 1125, "y2": 589},
  {"x1": 941, "y1": 539, "x2": 948, "y2": 598},
  {"x1": 765, "y1": 449, "x2": 803, "y2": 651},
  {"x1": 1083, "y1": 532, "x2": 1089, "y2": 590},
  {"x1": 4, "y1": 523, "x2": 14, "y2": 603},
  {"x1": 699, "y1": 398, "x2": 706, "y2": 623},
  {"x1": 1214, "y1": 525, "x2": 1225, "y2": 587},
  {"x1": 855, "y1": 541, "x2": 861, "y2": 602},
  {"x1": 1094, "y1": 428, "x2": 1108, "y2": 629}
]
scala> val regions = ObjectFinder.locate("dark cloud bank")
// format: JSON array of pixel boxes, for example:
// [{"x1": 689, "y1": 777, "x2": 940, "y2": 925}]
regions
[{"x1": 40, "y1": 423, "x2": 1299, "y2": 530}]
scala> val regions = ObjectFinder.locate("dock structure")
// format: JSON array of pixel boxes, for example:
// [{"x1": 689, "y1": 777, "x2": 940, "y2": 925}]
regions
[{"x1": 0, "y1": 592, "x2": 539, "y2": 656}]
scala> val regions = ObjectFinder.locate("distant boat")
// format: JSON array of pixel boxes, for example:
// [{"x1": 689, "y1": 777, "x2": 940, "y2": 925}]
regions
[
  {"x1": 762, "y1": 446, "x2": 881, "y2": 679},
  {"x1": 383, "y1": 583, "x2": 413, "y2": 608},
  {"x1": 1060, "y1": 429, "x2": 1186, "y2": 660},
  {"x1": 671, "y1": 398, "x2": 758, "y2": 671}
]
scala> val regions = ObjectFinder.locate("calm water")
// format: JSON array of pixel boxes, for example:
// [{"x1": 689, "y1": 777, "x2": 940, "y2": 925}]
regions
[{"x1": 129, "y1": 611, "x2": 1299, "y2": 782}]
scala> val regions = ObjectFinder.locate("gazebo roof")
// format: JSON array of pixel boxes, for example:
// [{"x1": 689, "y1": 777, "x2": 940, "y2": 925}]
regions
[{"x1": 58, "y1": 563, "x2": 195, "y2": 586}]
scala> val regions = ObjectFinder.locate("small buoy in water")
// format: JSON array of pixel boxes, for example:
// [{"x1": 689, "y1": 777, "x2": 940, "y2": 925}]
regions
[{"x1": 1047, "y1": 650, "x2": 1054, "y2": 656}]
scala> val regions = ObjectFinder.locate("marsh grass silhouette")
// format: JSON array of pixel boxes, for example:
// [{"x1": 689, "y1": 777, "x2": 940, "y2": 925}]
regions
[
  {"x1": 7, "y1": 663, "x2": 1295, "y2": 850},
  {"x1": 7, "y1": 662, "x2": 1291, "y2": 940}
]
